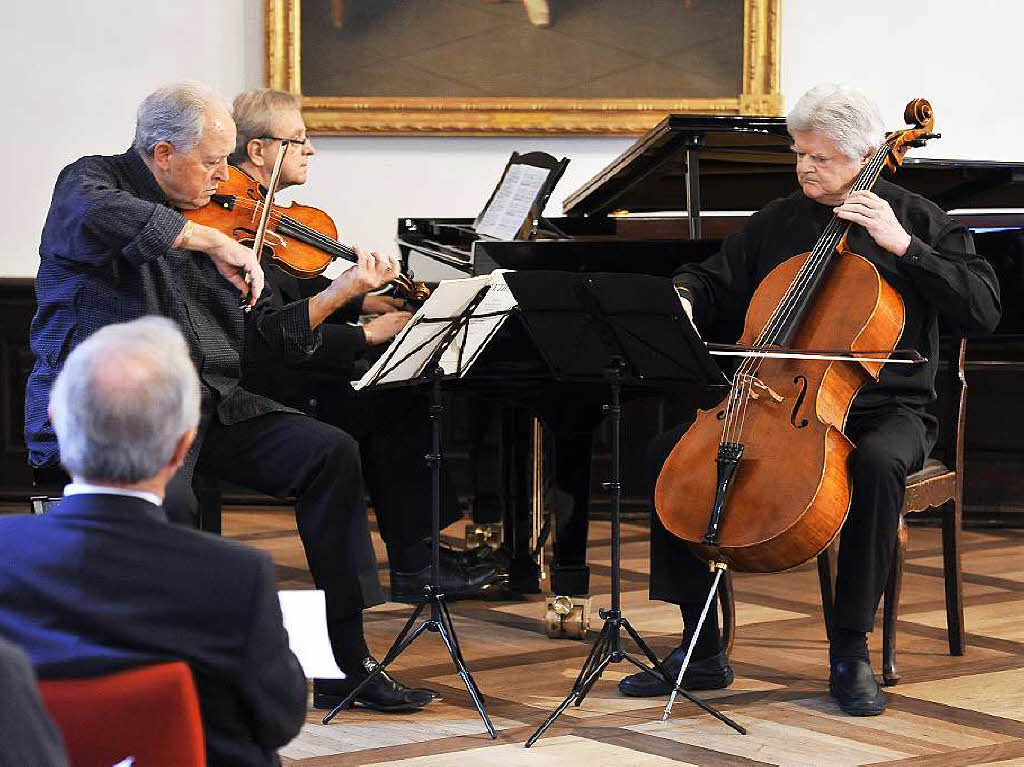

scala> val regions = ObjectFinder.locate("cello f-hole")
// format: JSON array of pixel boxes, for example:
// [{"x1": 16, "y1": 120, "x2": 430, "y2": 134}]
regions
[{"x1": 790, "y1": 376, "x2": 810, "y2": 428}]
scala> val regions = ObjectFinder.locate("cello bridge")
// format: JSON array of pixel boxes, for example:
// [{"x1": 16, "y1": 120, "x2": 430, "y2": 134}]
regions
[{"x1": 736, "y1": 373, "x2": 784, "y2": 403}]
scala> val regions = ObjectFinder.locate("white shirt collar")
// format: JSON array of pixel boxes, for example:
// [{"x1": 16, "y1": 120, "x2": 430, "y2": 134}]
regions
[{"x1": 63, "y1": 482, "x2": 163, "y2": 509}]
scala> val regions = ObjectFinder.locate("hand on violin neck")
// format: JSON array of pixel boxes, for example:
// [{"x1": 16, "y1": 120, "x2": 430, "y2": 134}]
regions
[
  {"x1": 310, "y1": 248, "x2": 402, "y2": 329},
  {"x1": 180, "y1": 223, "x2": 264, "y2": 306},
  {"x1": 834, "y1": 190, "x2": 912, "y2": 256},
  {"x1": 330, "y1": 249, "x2": 399, "y2": 300}
]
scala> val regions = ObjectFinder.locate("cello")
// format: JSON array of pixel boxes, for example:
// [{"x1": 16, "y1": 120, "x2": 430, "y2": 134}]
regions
[{"x1": 655, "y1": 100, "x2": 939, "y2": 573}]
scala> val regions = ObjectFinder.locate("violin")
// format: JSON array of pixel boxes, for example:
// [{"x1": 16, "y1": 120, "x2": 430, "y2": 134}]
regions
[
  {"x1": 182, "y1": 164, "x2": 431, "y2": 303},
  {"x1": 654, "y1": 100, "x2": 939, "y2": 574}
]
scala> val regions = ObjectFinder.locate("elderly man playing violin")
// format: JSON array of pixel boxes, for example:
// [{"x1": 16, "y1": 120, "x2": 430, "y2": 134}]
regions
[
  {"x1": 25, "y1": 81, "x2": 439, "y2": 714},
  {"x1": 618, "y1": 83, "x2": 1000, "y2": 716},
  {"x1": 227, "y1": 90, "x2": 501, "y2": 636}
]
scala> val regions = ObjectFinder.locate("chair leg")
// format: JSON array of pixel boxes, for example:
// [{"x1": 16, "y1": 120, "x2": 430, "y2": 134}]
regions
[
  {"x1": 719, "y1": 570, "x2": 736, "y2": 657},
  {"x1": 882, "y1": 515, "x2": 906, "y2": 686},
  {"x1": 941, "y1": 496, "x2": 966, "y2": 656},
  {"x1": 817, "y1": 542, "x2": 837, "y2": 641}
]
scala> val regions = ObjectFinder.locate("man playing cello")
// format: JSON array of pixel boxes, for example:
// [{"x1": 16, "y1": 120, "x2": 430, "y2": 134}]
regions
[{"x1": 618, "y1": 83, "x2": 1000, "y2": 715}]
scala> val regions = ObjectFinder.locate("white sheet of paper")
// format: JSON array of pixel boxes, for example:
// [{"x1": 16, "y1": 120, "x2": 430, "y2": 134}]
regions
[
  {"x1": 277, "y1": 590, "x2": 345, "y2": 679},
  {"x1": 475, "y1": 163, "x2": 550, "y2": 240},
  {"x1": 354, "y1": 274, "x2": 494, "y2": 389},
  {"x1": 439, "y1": 270, "x2": 517, "y2": 373}
]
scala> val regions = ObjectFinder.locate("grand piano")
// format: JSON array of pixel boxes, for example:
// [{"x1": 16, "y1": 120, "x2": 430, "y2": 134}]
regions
[{"x1": 399, "y1": 115, "x2": 1024, "y2": 596}]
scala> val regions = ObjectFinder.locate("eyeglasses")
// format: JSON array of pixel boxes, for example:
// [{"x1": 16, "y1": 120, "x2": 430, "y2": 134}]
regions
[{"x1": 258, "y1": 136, "x2": 311, "y2": 146}]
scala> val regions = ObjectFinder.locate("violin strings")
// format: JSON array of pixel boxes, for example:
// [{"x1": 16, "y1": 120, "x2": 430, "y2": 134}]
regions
[
  {"x1": 276, "y1": 215, "x2": 358, "y2": 262},
  {"x1": 720, "y1": 144, "x2": 890, "y2": 447},
  {"x1": 237, "y1": 196, "x2": 360, "y2": 265}
]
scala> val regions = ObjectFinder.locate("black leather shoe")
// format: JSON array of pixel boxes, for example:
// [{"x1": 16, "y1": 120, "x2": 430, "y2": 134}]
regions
[
  {"x1": 313, "y1": 658, "x2": 438, "y2": 712},
  {"x1": 829, "y1": 659, "x2": 887, "y2": 716},
  {"x1": 619, "y1": 647, "x2": 733, "y2": 697},
  {"x1": 390, "y1": 559, "x2": 500, "y2": 603}
]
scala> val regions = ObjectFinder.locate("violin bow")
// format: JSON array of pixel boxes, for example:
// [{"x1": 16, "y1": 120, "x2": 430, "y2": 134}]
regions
[{"x1": 242, "y1": 139, "x2": 290, "y2": 310}]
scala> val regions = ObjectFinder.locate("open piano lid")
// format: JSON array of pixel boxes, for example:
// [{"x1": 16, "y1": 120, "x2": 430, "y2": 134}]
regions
[{"x1": 563, "y1": 114, "x2": 1024, "y2": 217}]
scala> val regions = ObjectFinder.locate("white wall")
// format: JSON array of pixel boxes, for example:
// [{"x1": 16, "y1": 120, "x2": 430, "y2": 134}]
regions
[{"x1": 2, "y1": 0, "x2": 1021, "y2": 278}]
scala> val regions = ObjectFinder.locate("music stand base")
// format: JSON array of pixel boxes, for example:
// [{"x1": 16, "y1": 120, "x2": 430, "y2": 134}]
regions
[
  {"x1": 321, "y1": 586, "x2": 497, "y2": 737},
  {"x1": 524, "y1": 612, "x2": 742, "y2": 747}
]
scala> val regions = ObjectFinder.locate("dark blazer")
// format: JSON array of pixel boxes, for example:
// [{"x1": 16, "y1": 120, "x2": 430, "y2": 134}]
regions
[{"x1": 0, "y1": 494, "x2": 307, "y2": 767}]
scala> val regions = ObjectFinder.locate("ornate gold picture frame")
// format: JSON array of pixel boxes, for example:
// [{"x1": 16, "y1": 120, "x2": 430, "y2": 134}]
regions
[{"x1": 265, "y1": 0, "x2": 781, "y2": 136}]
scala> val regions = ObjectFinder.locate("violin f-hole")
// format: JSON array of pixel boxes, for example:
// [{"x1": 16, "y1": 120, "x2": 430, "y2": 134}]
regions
[{"x1": 790, "y1": 376, "x2": 810, "y2": 428}]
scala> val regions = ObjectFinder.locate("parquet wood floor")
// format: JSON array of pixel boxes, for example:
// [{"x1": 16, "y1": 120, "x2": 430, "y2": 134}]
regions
[{"x1": 222, "y1": 508, "x2": 1024, "y2": 766}]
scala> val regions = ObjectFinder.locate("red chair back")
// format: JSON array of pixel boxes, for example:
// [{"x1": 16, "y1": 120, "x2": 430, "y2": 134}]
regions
[{"x1": 38, "y1": 661, "x2": 205, "y2": 767}]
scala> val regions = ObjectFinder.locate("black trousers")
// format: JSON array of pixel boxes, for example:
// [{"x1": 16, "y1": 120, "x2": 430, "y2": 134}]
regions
[
  {"x1": 167, "y1": 411, "x2": 385, "y2": 622},
  {"x1": 315, "y1": 386, "x2": 461, "y2": 552},
  {"x1": 648, "y1": 406, "x2": 928, "y2": 635}
]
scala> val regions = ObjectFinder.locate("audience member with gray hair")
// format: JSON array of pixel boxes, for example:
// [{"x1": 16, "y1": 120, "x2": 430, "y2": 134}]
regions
[
  {"x1": 50, "y1": 316, "x2": 199, "y2": 486},
  {"x1": 3, "y1": 316, "x2": 307, "y2": 765},
  {"x1": 26, "y1": 80, "x2": 438, "y2": 717},
  {"x1": 619, "y1": 83, "x2": 1000, "y2": 717}
]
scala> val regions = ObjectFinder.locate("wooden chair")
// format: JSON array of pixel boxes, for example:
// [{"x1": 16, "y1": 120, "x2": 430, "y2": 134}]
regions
[
  {"x1": 818, "y1": 337, "x2": 968, "y2": 685},
  {"x1": 720, "y1": 338, "x2": 968, "y2": 684},
  {"x1": 39, "y1": 661, "x2": 206, "y2": 767}
]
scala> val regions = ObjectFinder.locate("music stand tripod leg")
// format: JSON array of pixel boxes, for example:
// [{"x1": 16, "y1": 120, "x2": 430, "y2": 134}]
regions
[
  {"x1": 324, "y1": 364, "x2": 497, "y2": 737},
  {"x1": 321, "y1": 602, "x2": 431, "y2": 724}
]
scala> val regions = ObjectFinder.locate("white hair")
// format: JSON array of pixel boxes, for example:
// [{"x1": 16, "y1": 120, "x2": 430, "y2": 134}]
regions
[
  {"x1": 133, "y1": 81, "x2": 227, "y2": 157},
  {"x1": 50, "y1": 316, "x2": 201, "y2": 483},
  {"x1": 786, "y1": 83, "x2": 887, "y2": 160}
]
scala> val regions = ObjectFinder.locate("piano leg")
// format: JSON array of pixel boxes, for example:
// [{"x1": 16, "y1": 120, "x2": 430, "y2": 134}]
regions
[
  {"x1": 503, "y1": 407, "x2": 542, "y2": 593},
  {"x1": 550, "y1": 427, "x2": 592, "y2": 596}
]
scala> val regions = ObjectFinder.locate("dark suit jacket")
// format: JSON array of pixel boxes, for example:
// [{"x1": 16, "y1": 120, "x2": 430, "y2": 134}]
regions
[{"x1": 0, "y1": 494, "x2": 307, "y2": 767}]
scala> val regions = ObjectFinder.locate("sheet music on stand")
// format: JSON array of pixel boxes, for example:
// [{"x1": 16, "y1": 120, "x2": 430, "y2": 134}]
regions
[{"x1": 354, "y1": 271, "x2": 518, "y2": 389}]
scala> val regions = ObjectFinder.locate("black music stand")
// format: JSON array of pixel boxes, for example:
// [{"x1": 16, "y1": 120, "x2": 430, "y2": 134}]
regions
[
  {"x1": 492, "y1": 272, "x2": 746, "y2": 747},
  {"x1": 321, "y1": 284, "x2": 503, "y2": 736}
]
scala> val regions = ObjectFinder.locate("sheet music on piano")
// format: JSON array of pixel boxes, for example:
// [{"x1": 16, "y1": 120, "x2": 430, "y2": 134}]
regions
[
  {"x1": 475, "y1": 164, "x2": 552, "y2": 240},
  {"x1": 354, "y1": 271, "x2": 517, "y2": 389}
]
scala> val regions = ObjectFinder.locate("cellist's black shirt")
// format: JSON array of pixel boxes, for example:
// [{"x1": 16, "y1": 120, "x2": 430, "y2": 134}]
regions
[{"x1": 673, "y1": 179, "x2": 1001, "y2": 423}]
